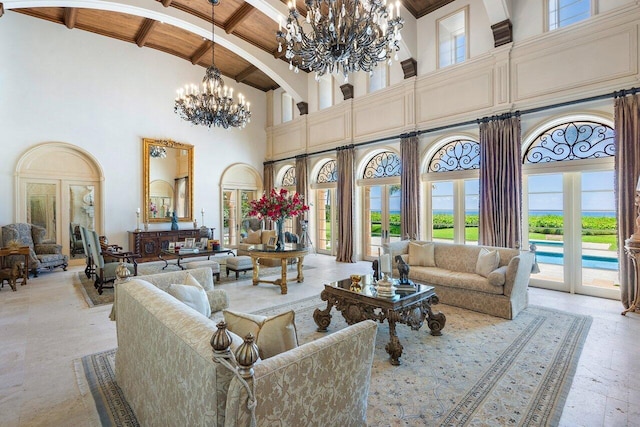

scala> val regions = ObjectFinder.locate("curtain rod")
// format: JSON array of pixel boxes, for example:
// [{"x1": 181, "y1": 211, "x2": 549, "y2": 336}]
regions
[{"x1": 265, "y1": 86, "x2": 637, "y2": 165}]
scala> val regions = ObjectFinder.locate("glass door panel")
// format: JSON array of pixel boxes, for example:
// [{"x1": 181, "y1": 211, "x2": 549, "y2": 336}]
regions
[
  {"x1": 316, "y1": 188, "x2": 335, "y2": 255},
  {"x1": 69, "y1": 185, "x2": 95, "y2": 259},
  {"x1": 238, "y1": 190, "x2": 256, "y2": 239},
  {"x1": 27, "y1": 183, "x2": 57, "y2": 241},
  {"x1": 432, "y1": 181, "x2": 454, "y2": 242},
  {"x1": 222, "y1": 190, "x2": 237, "y2": 247},
  {"x1": 464, "y1": 179, "x2": 479, "y2": 244},
  {"x1": 364, "y1": 184, "x2": 401, "y2": 258},
  {"x1": 527, "y1": 173, "x2": 566, "y2": 288},
  {"x1": 578, "y1": 171, "x2": 619, "y2": 296}
]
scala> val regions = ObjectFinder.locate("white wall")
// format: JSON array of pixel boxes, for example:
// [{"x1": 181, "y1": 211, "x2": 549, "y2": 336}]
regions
[{"x1": 0, "y1": 12, "x2": 267, "y2": 248}]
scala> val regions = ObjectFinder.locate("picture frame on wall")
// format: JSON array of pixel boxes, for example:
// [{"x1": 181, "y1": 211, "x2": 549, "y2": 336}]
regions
[{"x1": 184, "y1": 238, "x2": 196, "y2": 249}]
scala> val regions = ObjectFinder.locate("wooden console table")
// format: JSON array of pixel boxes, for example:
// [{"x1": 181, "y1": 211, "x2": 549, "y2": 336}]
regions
[
  {"x1": 128, "y1": 229, "x2": 201, "y2": 263},
  {"x1": 0, "y1": 246, "x2": 30, "y2": 289}
]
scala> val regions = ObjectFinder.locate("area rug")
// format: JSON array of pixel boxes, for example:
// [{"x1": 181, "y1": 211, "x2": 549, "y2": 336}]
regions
[
  {"x1": 74, "y1": 262, "x2": 312, "y2": 307},
  {"x1": 76, "y1": 298, "x2": 591, "y2": 426}
]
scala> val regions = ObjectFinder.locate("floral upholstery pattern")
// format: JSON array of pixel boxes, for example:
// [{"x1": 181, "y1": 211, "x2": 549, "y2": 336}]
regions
[
  {"x1": 1, "y1": 223, "x2": 68, "y2": 275},
  {"x1": 115, "y1": 278, "x2": 377, "y2": 427},
  {"x1": 225, "y1": 320, "x2": 377, "y2": 427},
  {"x1": 384, "y1": 240, "x2": 533, "y2": 320}
]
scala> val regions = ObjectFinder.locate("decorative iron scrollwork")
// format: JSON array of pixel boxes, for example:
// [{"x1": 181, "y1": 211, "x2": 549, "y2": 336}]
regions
[
  {"x1": 524, "y1": 121, "x2": 614, "y2": 164},
  {"x1": 363, "y1": 151, "x2": 401, "y2": 179},
  {"x1": 281, "y1": 167, "x2": 296, "y2": 186},
  {"x1": 317, "y1": 160, "x2": 338, "y2": 183},
  {"x1": 428, "y1": 139, "x2": 480, "y2": 172}
]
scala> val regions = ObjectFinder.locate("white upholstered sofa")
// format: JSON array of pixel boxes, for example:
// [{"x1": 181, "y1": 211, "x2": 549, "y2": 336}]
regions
[
  {"x1": 114, "y1": 272, "x2": 378, "y2": 426},
  {"x1": 383, "y1": 240, "x2": 535, "y2": 319}
]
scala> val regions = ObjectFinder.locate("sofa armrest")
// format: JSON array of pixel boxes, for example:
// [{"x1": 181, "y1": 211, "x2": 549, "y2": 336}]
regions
[
  {"x1": 504, "y1": 251, "x2": 534, "y2": 297},
  {"x1": 224, "y1": 320, "x2": 378, "y2": 427},
  {"x1": 207, "y1": 289, "x2": 230, "y2": 313}
]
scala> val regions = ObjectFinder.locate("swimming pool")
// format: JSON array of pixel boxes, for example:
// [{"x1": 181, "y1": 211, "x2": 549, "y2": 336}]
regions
[{"x1": 531, "y1": 240, "x2": 618, "y2": 271}]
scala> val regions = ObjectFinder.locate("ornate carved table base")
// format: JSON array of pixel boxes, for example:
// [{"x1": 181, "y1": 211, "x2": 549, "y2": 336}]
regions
[
  {"x1": 622, "y1": 238, "x2": 640, "y2": 316},
  {"x1": 314, "y1": 280, "x2": 446, "y2": 366}
]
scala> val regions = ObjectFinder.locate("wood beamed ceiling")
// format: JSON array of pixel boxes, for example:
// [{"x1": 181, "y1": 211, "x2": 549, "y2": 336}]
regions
[{"x1": 5, "y1": 0, "x2": 457, "y2": 92}]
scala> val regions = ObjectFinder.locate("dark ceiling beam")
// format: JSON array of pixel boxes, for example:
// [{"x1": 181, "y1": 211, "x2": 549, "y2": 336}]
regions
[
  {"x1": 161, "y1": 0, "x2": 173, "y2": 7},
  {"x1": 235, "y1": 65, "x2": 257, "y2": 83},
  {"x1": 224, "y1": 3, "x2": 256, "y2": 34},
  {"x1": 135, "y1": 18, "x2": 157, "y2": 47},
  {"x1": 191, "y1": 41, "x2": 212, "y2": 65},
  {"x1": 0, "y1": 3, "x2": 5, "y2": 18},
  {"x1": 63, "y1": 7, "x2": 77, "y2": 29}
]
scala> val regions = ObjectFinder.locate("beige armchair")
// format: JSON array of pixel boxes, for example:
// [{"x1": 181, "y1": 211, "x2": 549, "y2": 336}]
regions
[{"x1": 1, "y1": 223, "x2": 68, "y2": 277}]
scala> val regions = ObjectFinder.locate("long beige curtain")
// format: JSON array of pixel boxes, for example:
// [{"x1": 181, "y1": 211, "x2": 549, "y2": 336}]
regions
[
  {"x1": 614, "y1": 92, "x2": 640, "y2": 310},
  {"x1": 295, "y1": 155, "x2": 308, "y2": 236},
  {"x1": 400, "y1": 134, "x2": 420, "y2": 240},
  {"x1": 478, "y1": 114, "x2": 522, "y2": 248},
  {"x1": 336, "y1": 145, "x2": 355, "y2": 262}
]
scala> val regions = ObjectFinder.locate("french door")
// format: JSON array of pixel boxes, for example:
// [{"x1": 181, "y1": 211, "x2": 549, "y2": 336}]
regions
[
  {"x1": 222, "y1": 189, "x2": 256, "y2": 247},
  {"x1": 428, "y1": 177, "x2": 479, "y2": 244},
  {"x1": 363, "y1": 183, "x2": 401, "y2": 259},
  {"x1": 315, "y1": 188, "x2": 337, "y2": 255},
  {"x1": 525, "y1": 169, "x2": 619, "y2": 298}
]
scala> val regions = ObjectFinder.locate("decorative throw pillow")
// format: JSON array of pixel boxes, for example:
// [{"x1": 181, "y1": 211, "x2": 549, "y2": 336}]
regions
[
  {"x1": 476, "y1": 248, "x2": 500, "y2": 278},
  {"x1": 261, "y1": 229, "x2": 276, "y2": 245},
  {"x1": 244, "y1": 229, "x2": 262, "y2": 244},
  {"x1": 167, "y1": 281, "x2": 211, "y2": 318},
  {"x1": 223, "y1": 309, "x2": 298, "y2": 359},
  {"x1": 408, "y1": 242, "x2": 435, "y2": 267},
  {"x1": 487, "y1": 265, "x2": 508, "y2": 286}
]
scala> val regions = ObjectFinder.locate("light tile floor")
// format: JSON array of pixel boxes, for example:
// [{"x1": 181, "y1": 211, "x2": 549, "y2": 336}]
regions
[{"x1": 1, "y1": 254, "x2": 639, "y2": 426}]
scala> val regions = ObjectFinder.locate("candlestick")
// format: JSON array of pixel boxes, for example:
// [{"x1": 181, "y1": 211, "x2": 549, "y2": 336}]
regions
[
  {"x1": 136, "y1": 207, "x2": 140, "y2": 214},
  {"x1": 135, "y1": 211, "x2": 141, "y2": 232}
]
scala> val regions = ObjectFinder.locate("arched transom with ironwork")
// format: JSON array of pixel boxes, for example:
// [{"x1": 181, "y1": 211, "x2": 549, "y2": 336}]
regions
[
  {"x1": 281, "y1": 166, "x2": 296, "y2": 186},
  {"x1": 428, "y1": 139, "x2": 480, "y2": 172},
  {"x1": 524, "y1": 121, "x2": 615, "y2": 164},
  {"x1": 363, "y1": 151, "x2": 401, "y2": 179},
  {"x1": 317, "y1": 160, "x2": 337, "y2": 183}
]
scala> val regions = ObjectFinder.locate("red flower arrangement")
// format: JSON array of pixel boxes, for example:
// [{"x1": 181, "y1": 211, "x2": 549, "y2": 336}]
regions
[{"x1": 249, "y1": 188, "x2": 309, "y2": 221}]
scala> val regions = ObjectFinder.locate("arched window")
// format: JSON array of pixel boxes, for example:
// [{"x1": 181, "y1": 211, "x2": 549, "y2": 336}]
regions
[
  {"x1": 522, "y1": 118, "x2": 617, "y2": 299},
  {"x1": 314, "y1": 160, "x2": 338, "y2": 255},
  {"x1": 281, "y1": 166, "x2": 296, "y2": 186},
  {"x1": 523, "y1": 121, "x2": 614, "y2": 164},
  {"x1": 425, "y1": 138, "x2": 480, "y2": 244},
  {"x1": 361, "y1": 151, "x2": 401, "y2": 258}
]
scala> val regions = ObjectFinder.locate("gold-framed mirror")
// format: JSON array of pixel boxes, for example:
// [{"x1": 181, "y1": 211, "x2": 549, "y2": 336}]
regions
[{"x1": 142, "y1": 138, "x2": 194, "y2": 223}]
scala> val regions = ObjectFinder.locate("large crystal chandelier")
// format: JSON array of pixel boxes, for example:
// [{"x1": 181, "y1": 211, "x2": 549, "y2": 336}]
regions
[
  {"x1": 174, "y1": 0, "x2": 251, "y2": 129},
  {"x1": 276, "y1": 0, "x2": 404, "y2": 78}
]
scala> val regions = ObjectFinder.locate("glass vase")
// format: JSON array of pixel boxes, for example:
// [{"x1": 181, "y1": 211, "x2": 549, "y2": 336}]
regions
[{"x1": 275, "y1": 218, "x2": 285, "y2": 251}]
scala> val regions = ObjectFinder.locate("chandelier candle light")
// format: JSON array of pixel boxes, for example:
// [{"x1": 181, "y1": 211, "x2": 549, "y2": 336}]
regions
[
  {"x1": 276, "y1": 0, "x2": 404, "y2": 78},
  {"x1": 174, "y1": 0, "x2": 251, "y2": 129},
  {"x1": 249, "y1": 189, "x2": 309, "y2": 251}
]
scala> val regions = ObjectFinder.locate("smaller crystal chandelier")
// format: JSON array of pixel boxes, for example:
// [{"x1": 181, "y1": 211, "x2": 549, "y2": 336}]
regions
[
  {"x1": 276, "y1": 0, "x2": 404, "y2": 78},
  {"x1": 149, "y1": 145, "x2": 167, "y2": 158},
  {"x1": 174, "y1": 0, "x2": 251, "y2": 129}
]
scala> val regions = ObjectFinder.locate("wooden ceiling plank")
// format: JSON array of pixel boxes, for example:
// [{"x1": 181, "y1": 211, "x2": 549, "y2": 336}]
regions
[
  {"x1": 136, "y1": 18, "x2": 158, "y2": 47},
  {"x1": 0, "y1": 3, "x2": 4, "y2": 18},
  {"x1": 225, "y1": 3, "x2": 256, "y2": 34},
  {"x1": 191, "y1": 41, "x2": 212, "y2": 65},
  {"x1": 235, "y1": 65, "x2": 257, "y2": 83},
  {"x1": 161, "y1": 0, "x2": 173, "y2": 7},
  {"x1": 63, "y1": 7, "x2": 77, "y2": 29}
]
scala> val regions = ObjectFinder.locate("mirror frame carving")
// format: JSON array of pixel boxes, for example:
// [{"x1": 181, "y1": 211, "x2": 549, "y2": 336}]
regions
[{"x1": 142, "y1": 138, "x2": 194, "y2": 224}]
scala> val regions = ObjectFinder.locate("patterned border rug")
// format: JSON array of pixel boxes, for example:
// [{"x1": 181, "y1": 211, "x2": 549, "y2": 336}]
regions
[
  {"x1": 76, "y1": 298, "x2": 591, "y2": 426},
  {"x1": 74, "y1": 262, "x2": 311, "y2": 307}
]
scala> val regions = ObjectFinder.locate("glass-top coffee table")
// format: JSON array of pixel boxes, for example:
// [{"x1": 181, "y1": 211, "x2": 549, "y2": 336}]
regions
[{"x1": 313, "y1": 275, "x2": 446, "y2": 365}]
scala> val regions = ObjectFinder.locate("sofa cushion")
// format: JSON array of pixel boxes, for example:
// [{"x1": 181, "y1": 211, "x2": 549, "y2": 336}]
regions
[
  {"x1": 411, "y1": 266, "x2": 504, "y2": 295},
  {"x1": 487, "y1": 265, "x2": 508, "y2": 286},
  {"x1": 223, "y1": 309, "x2": 298, "y2": 359},
  {"x1": 476, "y1": 248, "x2": 500, "y2": 278},
  {"x1": 409, "y1": 242, "x2": 435, "y2": 267},
  {"x1": 167, "y1": 276, "x2": 211, "y2": 318},
  {"x1": 244, "y1": 229, "x2": 262, "y2": 244}
]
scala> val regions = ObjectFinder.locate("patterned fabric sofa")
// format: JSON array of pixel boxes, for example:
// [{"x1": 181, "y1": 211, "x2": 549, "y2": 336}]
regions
[
  {"x1": 384, "y1": 240, "x2": 534, "y2": 319},
  {"x1": 115, "y1": 276, "x2": 378, "y2": 426}
]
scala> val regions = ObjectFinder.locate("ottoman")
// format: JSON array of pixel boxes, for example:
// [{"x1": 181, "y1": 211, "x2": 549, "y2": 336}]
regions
[
  {"x1": 184, "y1": 260, "x2": 220, "y2": 282},
  {"x1": 226, "y1": 256, "x2": 253, "y2": 279}
]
